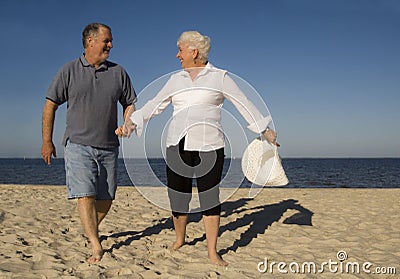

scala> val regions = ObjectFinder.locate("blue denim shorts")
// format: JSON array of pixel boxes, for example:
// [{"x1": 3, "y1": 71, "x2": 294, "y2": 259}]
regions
[{"x1": 64, "y1": 141, "x2": 119, "y2": 200}]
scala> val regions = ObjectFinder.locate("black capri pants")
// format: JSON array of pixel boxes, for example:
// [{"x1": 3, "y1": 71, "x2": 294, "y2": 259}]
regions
[{"x1": 166, "y1": 137, "x2": 224, "y2": 216}]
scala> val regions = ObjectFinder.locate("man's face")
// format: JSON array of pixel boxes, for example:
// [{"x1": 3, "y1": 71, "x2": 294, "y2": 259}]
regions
[{"x1": 87, "y1": 27, "x2": 113, "y2": 63}]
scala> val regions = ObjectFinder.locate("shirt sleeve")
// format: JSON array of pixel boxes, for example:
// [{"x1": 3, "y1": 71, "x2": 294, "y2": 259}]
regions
[
  {"x1": 46, "y1": 67, "x2": 68, "y2": 105},
  {"x1": 119, "y1": 68, "x2": 137, "y2": 107},
  {"x1": 130, "y1": 77, "x2": 174, "y2": 136},
  {"x1": 222, "y1": 72, "x2": 272, "y2": 133}
]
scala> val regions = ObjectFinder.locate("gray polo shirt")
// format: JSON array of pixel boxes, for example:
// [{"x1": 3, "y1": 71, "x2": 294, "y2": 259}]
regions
[{"x1": 46, "y1": 54, "x2": 136, "y2": 148}]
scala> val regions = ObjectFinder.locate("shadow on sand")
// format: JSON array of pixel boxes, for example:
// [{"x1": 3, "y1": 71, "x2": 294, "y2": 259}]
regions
[{"x1": 102, "y1": 198, "x2": 313, "y2": 256}]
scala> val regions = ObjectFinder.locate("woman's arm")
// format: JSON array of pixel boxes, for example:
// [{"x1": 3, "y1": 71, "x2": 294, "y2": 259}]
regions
[
  {"x1": 222, "y1": 73, "x2": 278, "y2": 145},
  {"x1": 119, "y1": 77, "x2": 175, "y2": 137}
]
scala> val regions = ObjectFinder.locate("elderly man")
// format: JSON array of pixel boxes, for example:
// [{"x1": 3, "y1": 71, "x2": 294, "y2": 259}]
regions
[{"x1": 41, "y1": 23, "x2": 136, "y2": 263}]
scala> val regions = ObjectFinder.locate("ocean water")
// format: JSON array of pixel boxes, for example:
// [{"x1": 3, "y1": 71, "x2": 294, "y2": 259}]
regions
[{"x1": 0, "y1": 158, "x2": 399, "y2": 188}]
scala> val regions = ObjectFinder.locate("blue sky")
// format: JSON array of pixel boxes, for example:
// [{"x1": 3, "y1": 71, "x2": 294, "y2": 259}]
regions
[{"x1": 0, "y1": 0, "x2": 399, "y2": 158}]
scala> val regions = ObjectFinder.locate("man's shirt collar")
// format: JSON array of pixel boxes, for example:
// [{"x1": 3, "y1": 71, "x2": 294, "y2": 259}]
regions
[{"x1": 80, "y1": 54, "x2": 108, "y2": 70}]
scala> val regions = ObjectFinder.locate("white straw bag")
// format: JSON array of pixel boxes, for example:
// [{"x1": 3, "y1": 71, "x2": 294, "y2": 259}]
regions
[{"x1": 241, "y1": 137, "x2": 289, "y2": 186}]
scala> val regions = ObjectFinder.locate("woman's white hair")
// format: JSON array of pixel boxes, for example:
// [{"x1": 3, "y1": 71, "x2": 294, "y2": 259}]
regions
[{"x1": 177, "y1": 31, "x2": 211, "y2": 63}]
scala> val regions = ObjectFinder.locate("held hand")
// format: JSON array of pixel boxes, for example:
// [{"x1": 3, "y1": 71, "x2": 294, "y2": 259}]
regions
[
  {"x1": 263, "y1": 129, "x2": 280, "y2": 147},
  {"x1": 115, "y1": 118, "x2": 136, "y2": 138},
  {"x1": 115, "y1": 126, "x2": 124, "y2": 137},
  {"x1": 123, "y1": 118, "x2": 137, "y2": 138},
  {"x1": 41, "y1": 141, "x2": 57, "y2": 165}
]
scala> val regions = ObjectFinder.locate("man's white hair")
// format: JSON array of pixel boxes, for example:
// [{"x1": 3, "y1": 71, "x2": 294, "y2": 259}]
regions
[{"x1": 177, "y1": 31, "x2": 211, "y2": 63}]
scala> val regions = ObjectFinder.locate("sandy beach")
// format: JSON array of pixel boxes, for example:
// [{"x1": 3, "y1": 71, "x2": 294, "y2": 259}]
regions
[{"x1": 0, "y1": 185, "x2": 399, "y2": 278}]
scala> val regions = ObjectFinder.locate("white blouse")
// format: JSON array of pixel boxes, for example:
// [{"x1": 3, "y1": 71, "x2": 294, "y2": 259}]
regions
[{"x1": 130, "y1": 63, "x2": 272, "y2": 151}]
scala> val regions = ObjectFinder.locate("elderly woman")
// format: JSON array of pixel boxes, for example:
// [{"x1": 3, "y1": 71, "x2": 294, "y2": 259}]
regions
[{"x1": 118, "y1": 31, "x2": 278, "y2": 266}]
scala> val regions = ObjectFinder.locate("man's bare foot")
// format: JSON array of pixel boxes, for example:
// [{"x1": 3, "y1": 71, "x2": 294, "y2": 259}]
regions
[
  {"x1": 172, "y1": 240, "x2": 185, "y2": 251},
  {"x1": 209, "y1": 252, "x2": 228, "y2": 266},
  {"x1": 87, "y1": 249, "x2": 103, "y2": 264}
]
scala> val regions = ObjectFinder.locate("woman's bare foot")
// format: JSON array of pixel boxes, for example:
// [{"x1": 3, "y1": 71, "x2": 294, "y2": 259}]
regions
[
  {"x1": 209, "y1": 252, "x2": 228, "y2": 266},
  {"x1": 172, "y1": 240, "x2": 185, "y2": 251},
  {"x1": 87, "y1": 249, "x2": 103, "y2": 264}
]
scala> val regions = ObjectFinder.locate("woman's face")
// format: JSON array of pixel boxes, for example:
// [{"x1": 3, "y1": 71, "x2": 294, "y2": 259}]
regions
[{"x1": 176, "y1": 42, "x2": 196, "y2": 69}]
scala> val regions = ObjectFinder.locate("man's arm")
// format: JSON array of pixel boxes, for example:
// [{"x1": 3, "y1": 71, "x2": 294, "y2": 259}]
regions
[
  {"x1": 115, "y1": 104, "x2": 136, "y2": 137},
  {"x1": 123, "y1": 104, "x2": 135, "y2": 121},
  {"x1": 41, "y1": 99, "x2": 58, "y2": 165}
]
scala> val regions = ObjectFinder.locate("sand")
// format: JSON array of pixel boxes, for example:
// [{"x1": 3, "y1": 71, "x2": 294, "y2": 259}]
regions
[{"x1": 0, "y1": 185, "x2": 399, "y2": 278}]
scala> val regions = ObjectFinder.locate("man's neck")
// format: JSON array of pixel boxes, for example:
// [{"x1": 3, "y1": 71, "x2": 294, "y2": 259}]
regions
[{"x1": 84, "y1": 53, "x2": 103, "y2": 69}]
